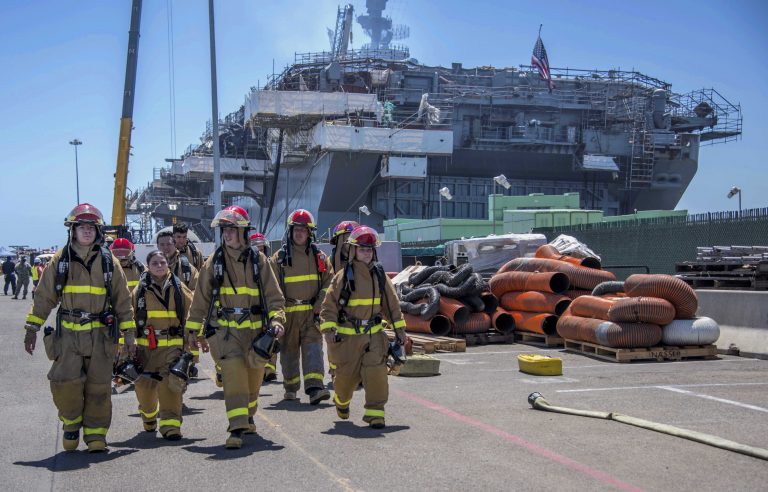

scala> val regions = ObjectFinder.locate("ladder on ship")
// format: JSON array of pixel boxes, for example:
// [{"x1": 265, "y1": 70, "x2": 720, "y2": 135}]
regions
[{"x1": 628, "y1": 95, "x2": 654, "y2": 187}]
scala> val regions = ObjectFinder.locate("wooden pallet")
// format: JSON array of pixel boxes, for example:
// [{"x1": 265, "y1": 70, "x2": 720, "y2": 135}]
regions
[
  {"x1": 679, "y1": 275, "x2": 768, "y2": 290},
  {"x1": 563, "y1": 339, "x2": 718, "y2": 363},
  {"x1": 513, "y1": 331, "x2": 564, "y2": 348},
  {"x1": 385, "y1": 330, "x2": 466, "y2": 354},
  {"x1": 456, "y1": 331, "x2": 515, "y2": 347}
]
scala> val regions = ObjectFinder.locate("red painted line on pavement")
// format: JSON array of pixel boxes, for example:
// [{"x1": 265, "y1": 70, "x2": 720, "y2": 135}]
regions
[{"x1": 395, "y1": 389, "x2": 644, "y2": 492}]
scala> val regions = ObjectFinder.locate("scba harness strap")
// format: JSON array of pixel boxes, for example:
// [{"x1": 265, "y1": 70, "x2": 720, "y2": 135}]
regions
[
  {"x1": 53, "y1": 243, "x2": 117, "y2": 340},
  {"x1": 276, "y1": 242, "x2": 326, "y2": 304},
  {"x1": 134, "y1": 271, "x2": 186, "y2": 335},
  {"x1": 203, "y1": 246, "x2": 267, "y2": 337},
  {"x1": 337, "y1": 261, "x2": 387, "y2": 331}
]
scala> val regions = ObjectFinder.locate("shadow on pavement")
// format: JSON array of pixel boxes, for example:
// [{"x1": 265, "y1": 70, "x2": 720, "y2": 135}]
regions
[
  {"x1": 109, "y1": 431, "x2": 206, "y2": 450},
  {"x1": 189, "y1": 390, "x2": 224, "y2": 401},
  {"x1": 265, "y1": 399, "x2": 333, "y2": 412},
  {"x1": 183, "y1": 434, "x2": 284, "y2": 460},
  {"x1": 321, "y1": 421, "x2": 410, "y2": 438},
  {"x1": 14, "y1": 448, "x2": 138, "y2": 471}
]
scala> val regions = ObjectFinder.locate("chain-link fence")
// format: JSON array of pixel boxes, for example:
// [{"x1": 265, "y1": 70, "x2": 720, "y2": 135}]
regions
[{"x1": 534, "y1": 208, "x2": 768, "y2": 278}]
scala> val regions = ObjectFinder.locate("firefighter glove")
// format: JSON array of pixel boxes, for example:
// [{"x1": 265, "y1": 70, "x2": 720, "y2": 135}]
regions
[
  {"x1": 185, "y1": 331, "x2": 200, "y2": 352},
  {"x1": 198, "y1": 335, "x2": 210, "y2": 353},
  {"x1": 394, "y1": 328, "x2": 407, "y2": 346},
  {"x1": 123, "y1": 330, "x2": 137, "y2": 357},
  {"x1": 24, "y1": 329, "x2": 37, "y2": 355},
  {"x1": 271, "y1": 321, "x2": 285, "y2": 338}
]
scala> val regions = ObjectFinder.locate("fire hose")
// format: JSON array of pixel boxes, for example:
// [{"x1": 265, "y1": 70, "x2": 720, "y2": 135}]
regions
[{"x1": 527, "y1": 392, "x2": 768, "y2": 461}]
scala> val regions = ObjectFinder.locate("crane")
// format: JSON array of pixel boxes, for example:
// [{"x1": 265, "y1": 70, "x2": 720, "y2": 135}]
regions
[{"x1": 110, "y1": 0, "x2": 142, "y2": 235}]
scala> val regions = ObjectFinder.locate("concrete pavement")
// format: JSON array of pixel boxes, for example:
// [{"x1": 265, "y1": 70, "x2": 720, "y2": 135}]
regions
[{"x1": 1, "y1": 293, "x2": 767, "y2": 491}]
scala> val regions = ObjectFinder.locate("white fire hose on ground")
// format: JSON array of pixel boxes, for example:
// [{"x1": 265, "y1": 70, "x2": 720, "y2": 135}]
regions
[{"x1": 527, "y1": 392, "x2": 768, "y2": 462}]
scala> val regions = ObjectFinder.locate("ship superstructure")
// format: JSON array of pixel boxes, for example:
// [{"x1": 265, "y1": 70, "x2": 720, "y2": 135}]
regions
[{"x1": 128, "y1": 1, "x2": 741, "y2": 242}]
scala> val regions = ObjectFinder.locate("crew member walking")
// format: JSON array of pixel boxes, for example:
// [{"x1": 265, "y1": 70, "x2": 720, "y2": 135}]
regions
[
  {"x1": 2, "y1": 256, "x2": 16, "y2": 296},
  {"x1": 320, "y1": 226, "x2": 406, "y2": 429},
  {"x1": 14, "y1": 256, "x2": 32, "y2": 299},
  {"x1": 132, "y1": 250, "x2": 193, "y2": 440},
  {"x1": 23, "y1": 203, "x2": 136, "y2": 452},
  {"x1": 186, "y1": 206, "x2": 285, "y2": 449},
  {"x1": 273, "y1": 210, "x2": 333, "y2": 405}
]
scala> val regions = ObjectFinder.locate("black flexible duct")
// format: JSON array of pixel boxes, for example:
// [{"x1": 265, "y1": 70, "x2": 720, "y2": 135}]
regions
[
  {"x1": 408, "y1": 265, "x2": 454, "y2": 286},
  {"x1": 591, "y1": 281, "x2": 626, "y2": 297},
  {"x1": 398, "y1": 287, "x2": 440, "y2": 320},
  {"x1": 460, "y1": 295, "x2": 485, "y2": 313},
  {"x1": 433, "y1": 273, "x2": 484, "y2": 299},
  {"x1": 446, "y1": 263, "x2": 474, "y2": 287}
]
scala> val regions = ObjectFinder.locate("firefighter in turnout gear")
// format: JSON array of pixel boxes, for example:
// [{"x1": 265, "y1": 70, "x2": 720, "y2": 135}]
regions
[
  {"x1": 320, "y1": 226, "x2": 406, "y2": 429},
  {"x1": 327, "y1": 220, "x2": 359, "y2": 380},
  {"x1": 132, "y1": 250, "x2": 193, "y2": 440},
  {"x1": 157, "y1": 230, "x2": 200, "y2": 375},
  {"x1": 273, "y1": 209, "x2": 333, "y2": 405},
  {"x1": 186, "y1": 205, "x2": 285, "y2": 449},
  {"x1": 110, "y1": 238, "x2": 144, "y2": 291},
  {"x1": 250, "y1": 232, "x2": 278, "y2": 383},
  {"x1": 157, "y1": 231, "x2": 198, "y2": 291},
  {"x1": 23, "y1": 203, "x2": 136, "y2": 452},
  {"x1": 173, "y1": 222, "x2": 203, "y2": 270},
  {"x1": 330, "y1": 220, "x2": 359, "y2": 273}
]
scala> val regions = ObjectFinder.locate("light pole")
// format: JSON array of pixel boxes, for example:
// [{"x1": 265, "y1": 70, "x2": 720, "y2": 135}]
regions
[
  {"x1": 438, "y1": 187, "x2": 452, "y2": 242},
  {"x1": 727, "y1": 186, "x2": 742, "y2": 215},
  {"x1": 69, "y1": 139, "x2": 82, "y2": 203},
  {"x1": 358, "y1": 205, "x2": 371, "y2": 224},
  {"x1": 493, "y1": 174, "x2": 511, "y2": 234}
]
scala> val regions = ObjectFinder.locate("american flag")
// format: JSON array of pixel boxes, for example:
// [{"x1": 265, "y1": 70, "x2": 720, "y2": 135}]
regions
[{"x1": 532, "y1": 35, "x2": 554, "y2": 92}]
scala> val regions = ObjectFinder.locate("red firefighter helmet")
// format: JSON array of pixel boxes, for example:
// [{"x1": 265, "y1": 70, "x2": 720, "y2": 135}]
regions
[
  {"x1": 346, "y1": 226, "x2": 381, "y2": 248},
  {"x1": 249, "y1": 232, "x2": 267, "y2": 246},
  {"x1": 64, "y1": 203, "x2": 105, "y2": 227},
  {"x1": 110, "y1": 237, "x2": 135, "y2": 259},
  {"x1": 287, "y1": 209, "x2": 316, "y2": 230},
  {"x1": 331, "y1": 220, "x2": 360, "y2": 245},
  {"x1": 211, "y1": 205, "x2": 251, "y2": 228}
]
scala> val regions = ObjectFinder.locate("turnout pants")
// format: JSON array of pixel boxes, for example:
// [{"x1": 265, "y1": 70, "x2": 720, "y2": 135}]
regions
[
  {"x1": 331, "y1": 331, "x2": 389, "y2": 423},
  {"x1": 280, "y1": 309, "x2": 325, "y2": 394},
  {"x1": 207, "y1": 325, "x2": 267, "y2": 432},
  {"x1": 43, "y1": 327, "x2": 116, "y2": 444},
  {"x1": 265, "y1": 353, "x2": 278, "y2": 378},
  {"x1": 134, "y1": 342, "x2": 184, "y2": 436}
]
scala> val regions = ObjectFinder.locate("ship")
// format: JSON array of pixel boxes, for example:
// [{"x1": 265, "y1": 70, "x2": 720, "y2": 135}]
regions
[{"x1": 127, "y1": 0, "x2": 742, "y2": 243}]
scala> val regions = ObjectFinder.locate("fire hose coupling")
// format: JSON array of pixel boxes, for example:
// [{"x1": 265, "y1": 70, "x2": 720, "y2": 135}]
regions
[{"x1": 527, "y1": 392, "x2": 547, "y2": 408}]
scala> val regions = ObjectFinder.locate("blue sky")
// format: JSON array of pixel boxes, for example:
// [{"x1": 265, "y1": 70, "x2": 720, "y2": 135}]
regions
[{"x1": 1, "y1": 0, "x2": 765, "y2": 248}]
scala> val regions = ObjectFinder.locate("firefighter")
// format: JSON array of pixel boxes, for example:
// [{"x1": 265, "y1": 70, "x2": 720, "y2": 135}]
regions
[
  {"x1": 320, "y1": 226, "x2": 406, "y2": 429},
  {"x1": 273, "y1": 209, "x2": 333, "y2": 405},
  {"x1": 157, "y1": 231, "x2": 198, "y2": 290},
  {"x1": 327, "y1": 220, "x2": 359, "y2": 381},
  {"x1": 330, "y1": 220, "x2": 359, "y2": 273},
  {"x1": 157, "y1": 230, "x2": 200, "y2": 374},
  {"x1": 186, "y1": 205, "x2": 285, "y2": 449},
  {"x1": 173, "y1": 222, "x2": 203, "y2": 270},
  {"x1": 250, "y1": 232, "x2": 278, "y2": 383},
  {"x1": 132, "y1": 250, "x2": 193, "y2": 440},
  {"x1": 23, "y1": 203, "x2": 136, "y2": 452},
  {"x1": 110, "y1": 238, "x2": 144, "y2": 291}
]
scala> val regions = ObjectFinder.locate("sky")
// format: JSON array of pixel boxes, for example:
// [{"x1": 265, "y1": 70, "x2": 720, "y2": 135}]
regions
[{"x1": 0, "y1": 0, "x2": 766, "y2": 248}]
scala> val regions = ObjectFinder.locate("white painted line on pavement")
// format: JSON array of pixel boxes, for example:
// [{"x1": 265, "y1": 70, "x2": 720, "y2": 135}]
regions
[
  {"x1": 557, "y1": 382, "x2": 768, "y2": 393},
  {"x1": 256, "y1": 411, "x2": 359, "y2": 492},
  {"x1": 657, "y1": 386, "x2": 768, "y2": 413}
]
